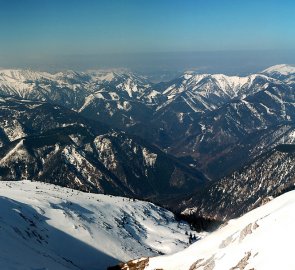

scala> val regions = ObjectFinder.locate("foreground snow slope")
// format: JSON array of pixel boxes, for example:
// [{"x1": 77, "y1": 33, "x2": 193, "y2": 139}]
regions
[
  {"x1": 0, "y1": 181, "x2": 196, "y2": 270},
  {"x1": 146, "y1": 190, "x2": 295, "y2": 270}
]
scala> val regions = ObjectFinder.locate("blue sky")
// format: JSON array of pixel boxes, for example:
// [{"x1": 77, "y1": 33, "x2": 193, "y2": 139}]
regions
[{"x1": 0, "y1": 0, "x2": 294, "y2": 73}]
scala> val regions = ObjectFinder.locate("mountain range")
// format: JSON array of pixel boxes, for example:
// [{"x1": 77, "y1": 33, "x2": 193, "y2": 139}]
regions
[
  {"x1": 0, "y1": 97, "x2": 205, "y2": 202},
  {"x1": 1, "y1": 65, "x2": 295, "y2": 205},
  {"x1": 1, "y1": 64, "x2": 295, "y2": 269},
  {"x1": 1, "y1": 64, "x2": 294, "y2": 169}
]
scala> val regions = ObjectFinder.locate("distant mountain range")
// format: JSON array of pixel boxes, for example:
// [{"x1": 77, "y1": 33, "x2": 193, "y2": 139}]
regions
[
  {"x1": 1, "y1": 64, "x2": 295, "y2": 220},
  {"x1": 0, "y1": 97, "x2": 205, "y2": 203}
]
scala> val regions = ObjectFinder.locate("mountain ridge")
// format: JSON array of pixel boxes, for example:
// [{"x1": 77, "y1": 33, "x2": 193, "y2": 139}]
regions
[{"x1": 0, "y1": 96, "x2": 206, "y2": 201}]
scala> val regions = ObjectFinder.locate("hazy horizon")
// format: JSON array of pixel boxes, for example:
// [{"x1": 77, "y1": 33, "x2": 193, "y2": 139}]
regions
[
  {"x1": 1, "y1": 0, "x2": 295, "y2": 79},
  {"x1": 1, "y1": 49, "x2": 295, "y2": 82}
]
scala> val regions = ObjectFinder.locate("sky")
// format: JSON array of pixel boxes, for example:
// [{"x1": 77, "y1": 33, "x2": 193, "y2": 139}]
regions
[{"x1": 0, "y1": 0, "x2": 294, "y2": 75}]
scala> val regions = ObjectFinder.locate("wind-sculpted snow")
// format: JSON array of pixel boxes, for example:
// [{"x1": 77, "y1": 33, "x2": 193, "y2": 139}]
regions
[
  {"x1": 0, "y1": 180, "x2": 198, "y2": 270},
  {"x1": 133, "y1": 190, "x2": 295, "y2": 270}
]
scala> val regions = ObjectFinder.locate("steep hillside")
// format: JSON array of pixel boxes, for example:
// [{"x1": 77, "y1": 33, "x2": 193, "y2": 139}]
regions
[
  {"x1": 178, "y1": 144, "x2": 295, "y2": 221},
  {"x1": 141, "y1": 190, "x2": 295, "y2": 270},
  {"x1": 0, "y1": 97, "x2": 206, "y2": 199},
  {"x1": 0, "y1": 180, "x2": 199, "y2": 270},
  {"x1": 170, "y1": 83, "x2": 295, "y2": 179}
]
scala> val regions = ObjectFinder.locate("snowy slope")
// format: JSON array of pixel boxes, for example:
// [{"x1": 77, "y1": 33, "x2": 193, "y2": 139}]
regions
[
  {"x1": 144, "y1": 190, "x2": 295, "y2": 270},
  {"x1": 262, "y1": 64, "x2": 295, "y2": 76},
  {"x1": 262, "y1": 64, "x2": 295, "y2": 85},
  {"x1": 0, "y1": 180, "x2": 198, "y2": 270}
]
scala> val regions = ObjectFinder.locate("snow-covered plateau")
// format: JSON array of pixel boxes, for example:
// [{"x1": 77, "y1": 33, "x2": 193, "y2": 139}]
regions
[
  {"x1": 138, "y1": 190, "x2": 295, "y2": 270},
  {"x1": 0, "y1": 180, "x2": 198, "y2": 270}
]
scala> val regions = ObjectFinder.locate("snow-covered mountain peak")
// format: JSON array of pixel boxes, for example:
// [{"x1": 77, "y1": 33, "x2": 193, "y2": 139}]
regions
[
  {"x1": 0, "y1": 69, "x2": 54, "y2": 82},
  {"x1": 90, "y1": 71, "x2": 116, "y2": 81},
  {"x1": 211, "y1": 74, "x2": 249, "y2": 91},
  {"x1": 86, "y1": 69, "x2": 134, "y2": 81},
  {"x1": 54, "y1": 70, "x2": 84, "y2": 79},
  {"x1": 262, "y1": 64, "x2": 295, "y2": 76},
  {"x1": 164, "y1": 72, "x2": 277, "y2": 100}
]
